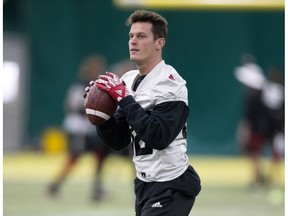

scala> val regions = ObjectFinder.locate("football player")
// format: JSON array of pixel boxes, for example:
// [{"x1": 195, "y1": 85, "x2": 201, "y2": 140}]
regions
[
  {"x1": 49, "y1": 55, "x2": 110, "y2": 201},
  {"x1": 85, "y1": 10, "x2": 201, "y2": 215}
]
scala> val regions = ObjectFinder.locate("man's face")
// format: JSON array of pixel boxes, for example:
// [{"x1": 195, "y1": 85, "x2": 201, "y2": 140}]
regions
[{"x1": 128, "y1": 22, "x2": 159, "y2": 64}]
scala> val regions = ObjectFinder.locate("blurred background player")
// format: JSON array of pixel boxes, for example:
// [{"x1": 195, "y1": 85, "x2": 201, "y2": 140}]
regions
[
  {"x1": 48, "y1": 55, "x2": 111, "y2": 201},
  {"x1": 235, "y1": 53, "x2": 284, "y2": 188},
  {"x1": 260, "y1": 66, "x2": 284, "y2": 185},
  {"x1": 235, "y1": 53, "x2": 267, "y2": 187}
]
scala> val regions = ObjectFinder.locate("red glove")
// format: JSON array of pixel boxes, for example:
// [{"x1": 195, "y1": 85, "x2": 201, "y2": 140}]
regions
[{"x1": 96, "y1": 72, "x2": 129, "y2": 102}]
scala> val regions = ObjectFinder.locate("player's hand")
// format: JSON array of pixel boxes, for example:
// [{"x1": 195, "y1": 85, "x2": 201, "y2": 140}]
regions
[{"x1": 96, "y1": 72, "x2": 129, "y2": 102}]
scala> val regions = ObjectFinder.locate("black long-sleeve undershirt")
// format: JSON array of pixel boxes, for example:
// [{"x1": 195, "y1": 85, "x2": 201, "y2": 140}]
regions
[{"x1": 97, "y1": 95, "x2": 189, "y2": 151}]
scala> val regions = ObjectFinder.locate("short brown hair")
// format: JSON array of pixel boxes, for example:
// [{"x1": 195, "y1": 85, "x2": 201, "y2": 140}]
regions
[{"x1": 126, "y1": 10, "x2": 168, "y2": 40}]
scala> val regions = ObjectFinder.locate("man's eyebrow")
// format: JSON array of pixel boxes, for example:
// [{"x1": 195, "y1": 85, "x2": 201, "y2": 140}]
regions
[{"x1": 129, "y1": 31, "x2": 147, "y2": 35}]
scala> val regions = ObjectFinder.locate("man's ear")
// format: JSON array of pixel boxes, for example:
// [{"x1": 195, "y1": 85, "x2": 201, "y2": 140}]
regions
[{"x1": 155, "y1": 38, "x2": 165, "y2": 50}]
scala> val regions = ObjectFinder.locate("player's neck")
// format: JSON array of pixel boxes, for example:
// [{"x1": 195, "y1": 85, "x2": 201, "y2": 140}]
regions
[{"x1": 137, "y1": 57, "x2": 162, "y2": 76}]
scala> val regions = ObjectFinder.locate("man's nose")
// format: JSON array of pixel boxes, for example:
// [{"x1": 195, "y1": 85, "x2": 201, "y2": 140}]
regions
[{"x1": 130, "y1": 36, "x2": 137, "y2": 45}]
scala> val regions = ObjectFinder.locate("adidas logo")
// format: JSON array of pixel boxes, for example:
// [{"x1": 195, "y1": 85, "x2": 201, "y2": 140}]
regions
[
  {"x1": 168, "y1": 74, "x2": 175, "y2": 81},
  {"x1": 151, "y1": 202, "x2": 162, "y2": 208}
]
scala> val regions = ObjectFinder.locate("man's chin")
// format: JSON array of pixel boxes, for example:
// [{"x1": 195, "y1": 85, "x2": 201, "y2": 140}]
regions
[{"x1": 130, "y1": 56, "x2": 138, "y2": 62}]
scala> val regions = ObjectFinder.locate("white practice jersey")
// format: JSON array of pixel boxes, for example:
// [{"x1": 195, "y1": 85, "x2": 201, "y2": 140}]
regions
[{"x1": 121, "y1": 60, "x2": 189, "y2": 182}]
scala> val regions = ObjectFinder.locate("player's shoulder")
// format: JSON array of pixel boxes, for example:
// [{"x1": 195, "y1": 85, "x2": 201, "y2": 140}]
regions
[
  {"x1": 157, "y1": 63, "x2": 186, "y2": 87},
  {"x1": 152, "y1": 62, "x2": 188, "y2": 105}
]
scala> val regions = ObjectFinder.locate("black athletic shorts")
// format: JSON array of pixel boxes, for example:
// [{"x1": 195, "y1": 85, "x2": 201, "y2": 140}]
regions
[{"x1": 135, "y1": 188, "x2": 195, "y2": 216}]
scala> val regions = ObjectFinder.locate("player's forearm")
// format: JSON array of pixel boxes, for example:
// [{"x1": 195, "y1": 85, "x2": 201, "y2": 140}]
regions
[{"x1": 119, "y1": 96, "x2": 189, "y2": 150}]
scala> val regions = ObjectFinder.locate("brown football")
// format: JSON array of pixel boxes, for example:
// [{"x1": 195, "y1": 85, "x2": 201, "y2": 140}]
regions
[{"x1": 84, "y1": 83, "x2": 117, "y2": 125}]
